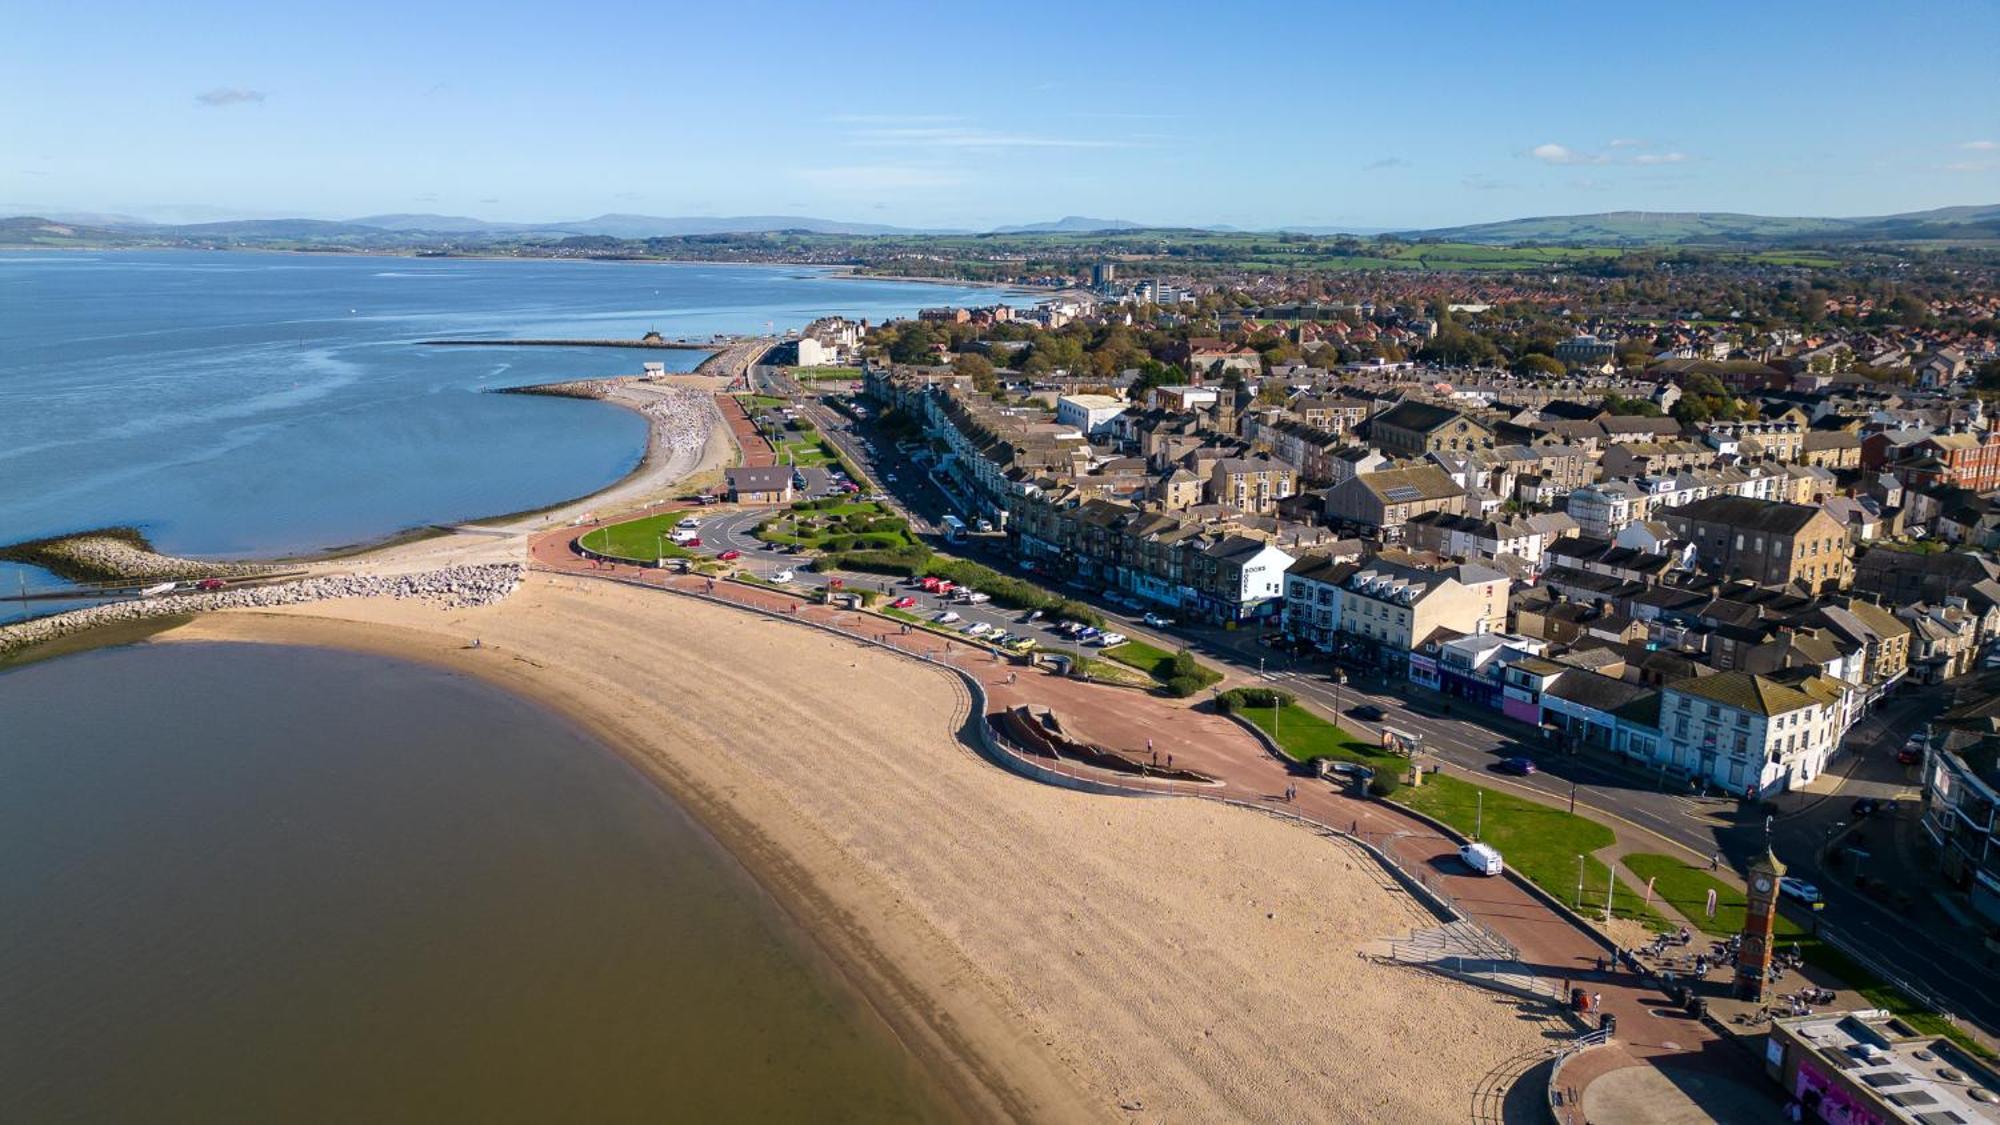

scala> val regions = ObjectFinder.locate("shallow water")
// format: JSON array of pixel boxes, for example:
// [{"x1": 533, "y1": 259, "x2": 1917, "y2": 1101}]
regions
[
  {"x1": 0, "y1": 641, "x2": 942, "y2": 1124},
  {"x1": 0, "y1": 250, "x2": 1012, "y2": 558}
]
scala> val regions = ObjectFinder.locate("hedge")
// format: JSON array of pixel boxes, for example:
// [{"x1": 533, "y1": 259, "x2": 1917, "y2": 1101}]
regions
[{"x1": 1214, "y1": 687, "x2": 1297, "y2": 714}]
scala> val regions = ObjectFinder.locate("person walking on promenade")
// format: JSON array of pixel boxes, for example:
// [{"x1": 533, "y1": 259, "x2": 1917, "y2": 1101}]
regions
[{"x1": 1710, "y1": 852, "x2": 1721, "y2": 871}]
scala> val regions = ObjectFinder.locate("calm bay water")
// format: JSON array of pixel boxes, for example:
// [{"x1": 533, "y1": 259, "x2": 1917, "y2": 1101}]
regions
[
  {"x1": 0, "y1": 642, "x2": 941, "y2": 1123},
  {"x1": 0, "y1": 249, "x2": 1010, "y2": 621}
]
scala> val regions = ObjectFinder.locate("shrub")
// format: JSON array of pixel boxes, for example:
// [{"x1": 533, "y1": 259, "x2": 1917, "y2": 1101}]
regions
[
  {"x1": 1215, "y1": 687, "x2": 1297, "y2": 714},
  {"x1": 1368, "y1": 775, "x2": 1402, "y2": 799},
  {"x1": 1163, "y1": 674, "x2": 1208, "y2": 698},
  {"x1": 825, "y1": 535, "x2": 858, "y2": 552}
]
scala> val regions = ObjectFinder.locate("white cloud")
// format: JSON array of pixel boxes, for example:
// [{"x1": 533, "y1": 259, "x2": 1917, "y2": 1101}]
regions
[
  {"x1": 1942, "y1": 160, "x2": 1996, "y2": 174},
  {"x1": 1961, "y1": 140, "x2": 1998, "y2": 151},
  {"x1": 1530, "y1": 143, "x2": 1605, "y2": 166},
  {"x1": 1608, "y1": 138, "x2": 1645, "y2": 148},
  {"x1": 793, "y1": 165, "x2": 966, "y2": 191},
  {"x1": 195, "y1": 88, "x2": 266, "y2": 107},
  {"x1": 1631, "y1": 152, "x2": 1689, "y2": 165}
]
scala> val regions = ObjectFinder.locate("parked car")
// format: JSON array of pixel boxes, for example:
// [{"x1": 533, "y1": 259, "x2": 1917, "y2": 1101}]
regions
[
  {"x1": 770, "y1": 570, "x2": 793, "y2": 584},
  {"x1": 718, "y1": 550, "x2": 742, "y2": 561},
  {"x1": 1495, "y1": 757, "x2": 1538, "y2": 776},
  {"x1": 1779, "y1": 877, "x2": 1821, "y2": 905},
  {"x1": 1349, "y1": 704, "x2": 1386, "y2": 722},
  {"x1": 1850, "y1": 797, "x2": 1881, "y2": 818},
  {"x1": 1094, "y1": 633, "x2": 1127, "y2": 647},
  {"x1": 966, "y1": 622, "x2": 991, "y2": 636},
  {"x1": 680, "y1": 537, "x2": 702, "y2": 549},
  {"x1": 195, "y1": 578, "x2": 227, "y2": 591},
  {"x1": 1459, "y1": 842, "x2": 1505, "y2": 877},
  {"x1": 891, "y1": 596, "x2": 917, "y2": 609},
  {"x1": 1142, "y1": 613, "x2": 1174, "y2": 628},
  {"x1": 934, "y1": 611, "x2": 961, "y2": 624},
  {"x1": 1897, "y1": 744, "x2": 1924, "y2": 766},
  {"x1": 1021, "y1": 610, "x2": 1043, "y2": 624}
]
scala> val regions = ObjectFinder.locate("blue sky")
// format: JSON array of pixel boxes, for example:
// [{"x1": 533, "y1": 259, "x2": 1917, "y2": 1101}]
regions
[{"x1": 4, "y1": 0, "x2": 1997, "y2": 230}]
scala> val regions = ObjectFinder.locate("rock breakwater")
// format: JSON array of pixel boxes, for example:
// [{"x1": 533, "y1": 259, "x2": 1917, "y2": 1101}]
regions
[{"x1": 0, "y1": 564, "x2": 524, "y2": 659}]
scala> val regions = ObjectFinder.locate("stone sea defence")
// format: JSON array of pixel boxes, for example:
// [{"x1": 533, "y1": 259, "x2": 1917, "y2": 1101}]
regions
[
  {"x1": 0, "y1": 564, "x2": 524, "y2": 659},
  {"x1": 0, "y1": 529, "x2": 281, "y2": 583}
]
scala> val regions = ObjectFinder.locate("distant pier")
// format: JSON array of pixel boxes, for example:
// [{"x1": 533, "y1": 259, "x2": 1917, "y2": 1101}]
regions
[{"x1": 419, "y1": 336, "x2": 722, "y2": 351}]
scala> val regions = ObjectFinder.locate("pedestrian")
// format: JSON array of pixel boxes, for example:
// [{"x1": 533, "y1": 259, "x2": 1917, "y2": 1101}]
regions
[
  {"x1": 1593, "y1": 992, "x2": 1602, "y2": 1012},
  {"x1": 1146, "y1": 738, "x2": 1154, "y2": 755},
  {"x1": 1166, "y1": 753, "x2": 1173, "y2": 770},
  {"x1": 1710, "y1": 852, "x2": 1721, "y2": 871}
]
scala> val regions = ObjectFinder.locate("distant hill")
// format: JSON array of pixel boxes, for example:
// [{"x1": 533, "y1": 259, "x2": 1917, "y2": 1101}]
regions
[
  {"x1": 990, "y1": 216, "x2": 1147, "y2": 234},
  {"x1": 348, "y1": 213, "x2": 534, "y2": 233},
  {"x1": 1399, "y1": 205, "x2": 2000, "y2": 246},
  {"x1": 533, "y1": 214, "x2": 962, "y2": 238}
]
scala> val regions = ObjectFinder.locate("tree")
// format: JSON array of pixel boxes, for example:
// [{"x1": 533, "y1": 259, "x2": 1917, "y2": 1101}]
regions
[
  {"x1": 1515, "y1": 353, "x2": 1564, "y2": 377},
  {"x1": 953, "y1": 352, "x2": 997, "y2": 393},
  {"x1": 888, "y1": 323, "x2": 940, "y2": 365}
]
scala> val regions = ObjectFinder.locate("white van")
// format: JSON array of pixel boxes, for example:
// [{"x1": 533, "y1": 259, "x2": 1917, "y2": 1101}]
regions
[{"x1": 1459, "y1": 842, "x2": 1505, "y2": 877}]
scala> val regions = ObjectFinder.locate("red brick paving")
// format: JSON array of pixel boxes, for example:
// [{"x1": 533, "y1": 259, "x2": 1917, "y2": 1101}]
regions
[
  {"x1": 527, "y1": 517, "x2": 1749, "y2": 1104},
  {"x1": 717, "y1": 392, "x2": 775, "y2": 467}
]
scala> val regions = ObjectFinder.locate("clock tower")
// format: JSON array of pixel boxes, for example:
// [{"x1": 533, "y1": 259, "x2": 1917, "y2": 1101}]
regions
[{"x1": 1735, "y1": 846, "x2": 1786, "y2": 1002}]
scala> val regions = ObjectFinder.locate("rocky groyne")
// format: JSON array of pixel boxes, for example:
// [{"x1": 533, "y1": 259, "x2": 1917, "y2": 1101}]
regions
[
  {"x1": 0, "y1": 564, "x2": 524, "y2": 659},
  {"x1": 0, "y1": 529, "x2": 280, "y2": 583}
]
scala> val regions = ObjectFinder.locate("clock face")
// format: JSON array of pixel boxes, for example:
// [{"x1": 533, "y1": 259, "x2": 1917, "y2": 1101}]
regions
[{"x1": 1754, "y1": 877, "x2": 1773, "y2": 893}]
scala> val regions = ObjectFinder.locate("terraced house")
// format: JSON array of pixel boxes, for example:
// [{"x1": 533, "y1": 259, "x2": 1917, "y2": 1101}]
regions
[{"x1": 1658, "y1": 495, "x2": 1852, "y2": 593}]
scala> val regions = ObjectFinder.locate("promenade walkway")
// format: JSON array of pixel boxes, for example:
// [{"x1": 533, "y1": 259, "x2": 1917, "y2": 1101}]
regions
[{"x1": 526, "y1": 516, "x2": 1761, "y2": 1119}]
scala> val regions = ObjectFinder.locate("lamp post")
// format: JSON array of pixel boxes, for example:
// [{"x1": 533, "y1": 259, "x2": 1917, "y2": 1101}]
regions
[
  {"x1": 1576, "y1": 854, "x2": 1586, "y2": 910},
  {"x1": 1475, "y1": 789, "x2": 1484, "y2": 840}
]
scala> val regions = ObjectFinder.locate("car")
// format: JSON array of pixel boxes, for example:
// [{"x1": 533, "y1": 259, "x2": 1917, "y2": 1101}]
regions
[
  {"x1": 718, "y1": 550, "x2": 742, "y2": 561},
  {"x1": 1850, "y1": 797, "x2": 1881, "y2": 818},
  {"x1": 1021, "y1": 610, "x2": 1043, "y2": 623},
  {"x1": 1348, "y1": 704, "x2": 1386, "y2": 722},
  {"x1": 680, "y1": 537, "x2": 702, "y2": 549},
  {"x1": 1495, "y1": 757, "x2": 1538, "y2": 776},
  {"x1": 1142, "y1": 613, "x2": 1174, "y2": 628},
  {"x1": 1779, "y1": 877, "x2": 1821, "y2": 905},
  {"x1": 886, "y1": 473, "x2": 898, "y2": 482},
  {"x1": 195, "y1": 577, "x2": 227, "y2": 591},
  {"x1": 891, "y1": 596, "x2": 917, "y2": 609},
  {"x1": 679, "y1": 518, "x2": 700, "y2": 530},
  {"x1": 1897, "y1": 743, "x2": 1924, "y2": 766},
  {"x1": 770, "y1": 569, "x2": 793, "y2": 584},
  {"x1": 934, "y1": 611, "x2": 961, "y2": 624},
  {"x1": 966, "y1": 622, "x2": 992, "y2": 636},
  {"x1": 1094, "y1": 633, "x2": 1127, "y2": 647}
]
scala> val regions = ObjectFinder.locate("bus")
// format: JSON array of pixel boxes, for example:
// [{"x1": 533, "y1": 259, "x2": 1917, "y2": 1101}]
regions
[{"x1": 941, "y1": 514, "x2": 966, "y2": 541}]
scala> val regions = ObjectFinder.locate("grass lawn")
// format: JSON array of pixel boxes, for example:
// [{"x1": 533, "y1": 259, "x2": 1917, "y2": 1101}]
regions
[
  {"x1": 1242, "y1": 702, "x2": 1401, "y2": 769},
  {"x1": 788, "y1": 366, "x2": 859, "y2": 381},
  {"x1": 578, "y1": 512, "x2": 691, "y2": 562},
  {"x1": 774, "y1": 437, "x2": 837, "y2": 468},
  {"x1": 1400, "y1": 774, "x2": 1669, "y2": 930},
  {"x1": 1101, "y1": 639, "x2": 1223, "y2": 688},
  {"x1": 1621, "y1": 852, "x2": 1991, "y2": 1057},
  {"x1": 736, "y1": 394, "x2": 788, "y2": 409}
]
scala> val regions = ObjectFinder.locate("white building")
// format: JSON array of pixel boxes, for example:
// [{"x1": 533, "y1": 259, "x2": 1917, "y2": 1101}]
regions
[
  {"x1": 1568, "y1": 481, "x2": 1644, "y2": 538},
  {"x1": 1660, "y1": 672, "x2": 1848, "y2": 796},
  {"x1": 1054, "y1": 393, "x2": 1128, "y2": 437}
]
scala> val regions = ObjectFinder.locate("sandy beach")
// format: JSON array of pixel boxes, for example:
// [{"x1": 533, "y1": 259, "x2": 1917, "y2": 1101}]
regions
[{"x1": 157, "y1": 577, "x2": 1557, "y2": 1123}]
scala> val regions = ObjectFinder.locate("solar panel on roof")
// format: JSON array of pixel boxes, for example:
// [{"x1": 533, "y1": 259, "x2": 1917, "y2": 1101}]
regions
[{"x1": 1382, "y1": 486, "x2": 1425, "y2": 502}]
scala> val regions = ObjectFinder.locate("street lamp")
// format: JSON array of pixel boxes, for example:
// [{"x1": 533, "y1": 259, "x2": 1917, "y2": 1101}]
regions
[{"x1": 1576, "y1": 854, "x2": 1586, "y2": 910}]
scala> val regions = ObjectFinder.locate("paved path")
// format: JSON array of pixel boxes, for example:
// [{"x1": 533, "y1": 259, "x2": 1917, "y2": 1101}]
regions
[{"x1": 527, "y1": 516, "x2": 1763, "y2": 1113}]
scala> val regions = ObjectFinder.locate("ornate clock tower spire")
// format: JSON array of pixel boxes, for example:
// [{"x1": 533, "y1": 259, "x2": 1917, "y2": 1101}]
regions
[{"x1": 1735, "y1": 844, "x2": 1787, "y2": 1002}]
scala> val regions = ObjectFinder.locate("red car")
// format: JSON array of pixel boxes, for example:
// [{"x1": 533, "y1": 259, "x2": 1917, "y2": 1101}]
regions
[
  {"x1": 718, "y1": 550, "x2": 741, "y2": 561},
  {"x1": 195, "y1": 578, "x2": 227, "y2": 591},
  {"x1": 891, "y1": 596, "x2": 917, "y2": 608},
  {"x1": 681, "y1": 537, "x2": 702, "y2": 549},
  {"x1": 1897, "y1": 745, "x2": 1923, "y2": 766}
]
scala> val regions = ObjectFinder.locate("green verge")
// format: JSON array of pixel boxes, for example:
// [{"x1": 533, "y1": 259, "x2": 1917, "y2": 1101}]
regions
[
  {"x1": 1623, "y1": 852, "x2": 1994, "y2": 1059},
  {"x1": 1402, "y1": 775, "x2": 1671, "y2": 930},
  {"x1": 1239, "y1": 697, "x2": 1665, "y2": 929},
  {"x1": 1101, "y1": 640, "x2": 1223, "y2": 697},
  {"x1": 579, "y1": 512, "x2": 691, "y2": 562}
]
